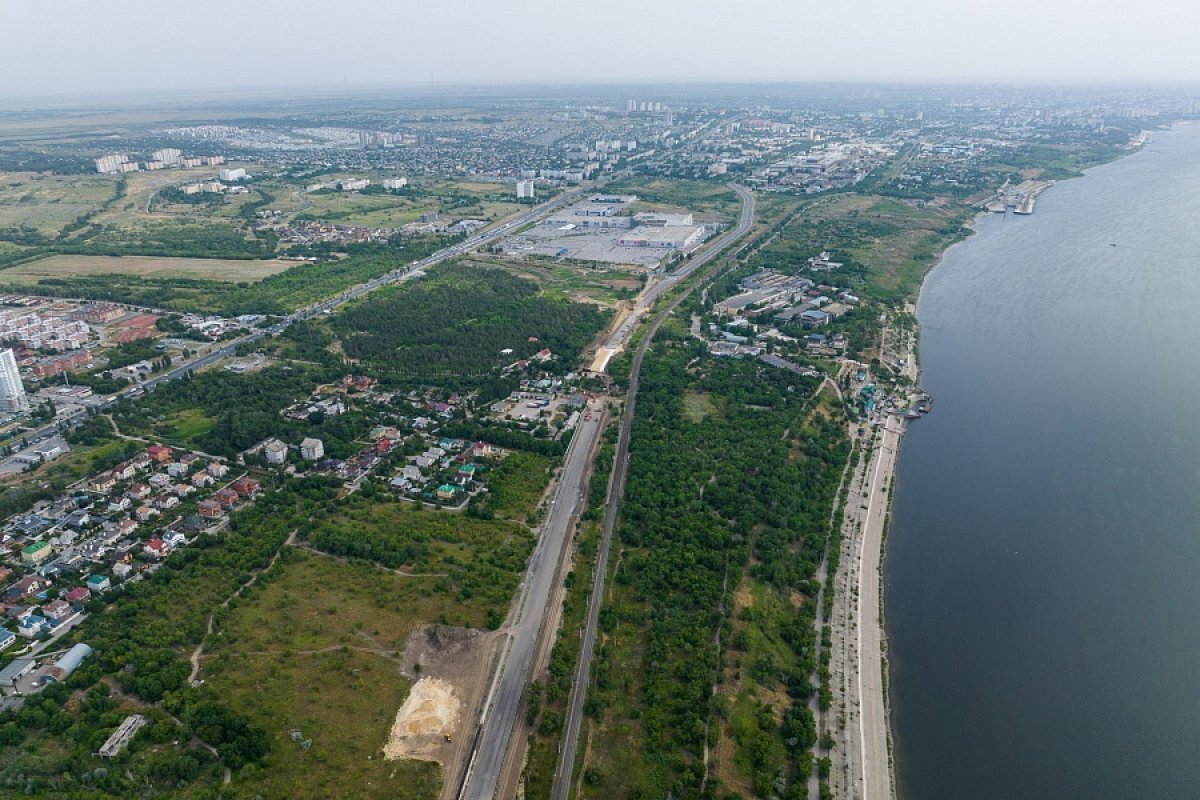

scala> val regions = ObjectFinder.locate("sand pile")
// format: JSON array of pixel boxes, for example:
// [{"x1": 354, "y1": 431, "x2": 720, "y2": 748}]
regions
[{"x1": 383, "y1": 677, "x2": 461, "y2": 760}]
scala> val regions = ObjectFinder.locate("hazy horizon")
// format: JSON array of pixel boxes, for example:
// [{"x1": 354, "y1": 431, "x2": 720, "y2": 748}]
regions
[{"x1": 4, "y1": 0, "x2": 1200, "y2": 100}]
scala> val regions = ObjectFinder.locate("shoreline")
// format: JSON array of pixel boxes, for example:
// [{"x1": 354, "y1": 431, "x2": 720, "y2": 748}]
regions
[{"x1": 846, "y1": 128, "x2": 1164, "y2": 800}]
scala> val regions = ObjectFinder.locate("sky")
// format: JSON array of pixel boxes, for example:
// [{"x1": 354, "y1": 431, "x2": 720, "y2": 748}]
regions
[{"x1": 3, "y1": 0, "x2": 1200, "y2": 98}]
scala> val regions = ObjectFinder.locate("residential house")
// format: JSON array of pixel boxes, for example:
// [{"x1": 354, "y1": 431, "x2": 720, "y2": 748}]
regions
[
  {"x1": 263, "y1": 439, "x2": 289, "y2": 465},
  {"x1": 42, "y1": 599, "x2": 71, "y2": 621},
  {"x1": 207, "y1": 462, "x2": 229, "y2": 479},
  {"x1": 86, "y1": 575, "x2": 111, "y2": 593},
  {"x1": 89, "y1": 473, "x2": 116, "y2": 493},
  {"x1": 232, "y1": 477, "x2": 259, "y2": 496},
  {"x1": 156, "y1": 496, "x2": 179, "y2": 510},
  {"x1": 299, "y1": 438, "x2": 324, "y2": 461},
  {"x1": 0, "y1": 629, "x2": 14, "y2": 651},
  {"x1": 64, "y1": 510, "x2": 91, "y2": 529},
  {"x1": 191, "y1": 473, "x2": 214, "y2": 489},
  {"x1": 112, "y1": 563, "x2": 133, "y2": 580},
  {"x1": 64, "y1": 587, "x2": 90, "y2": 604},
  {"x1": 213, "y1": 488, "x2": 238, "y2": 509},
  {"x1": 143, "y1": 538, "x2": 169, "y2": 559},
  {"x1": 436, "y1": 484, "x2": 459, "y2": 502},
  {"x1": 197, "y1": 500, "x2": 222, "y2": 519},
  {"x1": 146, "y1": 444, "x2": 172, "y2": 463},
  {"x1": 6, "y1": 575, "x2": 48, "y2": 601},
  {"x1": 18, "y1": 615, "x2": 50, "y2": 639},
  {"x1": 129, "y1": 484, "x2": 151, "y2": 500},
  {"x1": 181, "y1": 515, "x2": 209, "y2": 534}
]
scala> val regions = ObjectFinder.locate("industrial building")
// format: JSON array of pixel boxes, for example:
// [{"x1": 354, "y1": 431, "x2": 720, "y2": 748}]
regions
[{"x1": 44, "y1": 643, "x2": 93, "y2": 684}]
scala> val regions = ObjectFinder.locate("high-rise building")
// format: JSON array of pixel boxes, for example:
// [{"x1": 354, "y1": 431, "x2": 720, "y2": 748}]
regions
[
  {"x1": 0, "y1": 349, "x2": 29, "y2": 413},
  {"x1": 152, "y1": 148, "x2": 182, "y2": 164},
  {"x1": 94, "y1": 154, "x2": 130, "y2": 174},
  {"x1": 516, "y1": 179, "x2": 536, "y2": 199}
]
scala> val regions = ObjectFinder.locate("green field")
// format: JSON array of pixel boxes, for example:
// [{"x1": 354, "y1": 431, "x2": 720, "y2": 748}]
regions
[
  {"x1": 0, "y1": 172, "x2": 118, "y2": 235},
  {"x1": 202, "y1": 552, "x2": 448, "y2": 800}
]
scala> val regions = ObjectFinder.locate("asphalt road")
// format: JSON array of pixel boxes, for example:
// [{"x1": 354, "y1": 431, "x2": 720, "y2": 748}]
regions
[
  {"x1": 461, "y1": 402, "x2": 605, "y2": 800},
  {"x1": 550, "y1": 184, "x2": 756, "y2": 800},
  {"x1": 854, "y1": 413, "x2": 900, "y2": 800}
]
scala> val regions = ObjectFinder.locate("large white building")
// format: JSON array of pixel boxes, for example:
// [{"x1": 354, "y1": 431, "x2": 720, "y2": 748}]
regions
[
  {"x1": 152, "y1": 148, "x2": 182, "y2": 165},
  {"x1": 383, "y1": 177, "x2": 408, "y2": 190},
  {"x1": 516, "y1": 179, "x2": 536, "y2": 199},
  {"x1": 219, "y1": 167, "x2": 246, "y2": 182},
  {"x1": 0, "y1": 349, "x2": 29, "y2": 412}
]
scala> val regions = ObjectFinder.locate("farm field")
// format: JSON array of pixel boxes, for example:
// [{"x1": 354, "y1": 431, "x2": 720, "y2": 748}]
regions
[{"x1": 2, "y1": 253, "x2": 294, "y2": 283}]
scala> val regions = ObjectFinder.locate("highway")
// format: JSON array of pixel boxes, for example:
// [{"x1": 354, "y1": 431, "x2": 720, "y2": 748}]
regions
[
  {"x1": 460, "y1": 402, "x2": 606, "y2": 800},
  {"x1": 460, "y1": 184, "x2": 754, "y2": 800},
  {"x1": 550, "y1": 184, "x2": 756, "y2": 800}
]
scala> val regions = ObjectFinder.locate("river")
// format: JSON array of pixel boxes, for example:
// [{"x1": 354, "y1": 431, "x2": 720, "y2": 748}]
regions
[{"x1": 886, "y1": 122, "x2": 1200, "y2": 800}]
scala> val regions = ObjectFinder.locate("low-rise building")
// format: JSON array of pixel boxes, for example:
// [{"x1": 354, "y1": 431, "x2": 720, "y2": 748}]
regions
[
  {"x1": 21, "y1": 540, "x2": 52, "y2": 565},
  {"x1": 300, "y1": 438, "x2": 324, "y2": 461}
]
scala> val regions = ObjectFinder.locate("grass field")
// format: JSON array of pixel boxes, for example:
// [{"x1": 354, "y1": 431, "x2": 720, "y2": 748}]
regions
[
  {"x1": 202, "y1": 552, "x2": 449, "y2": 800},
  {"x1": 260, "y1": 178, "x2": 528, "y2": 229},
  {"x1": 0, "y1": 172, "x2": 118, "y2": 235},
  {"x1": 2, "y1": 253, "x2": 293, "y2": 283}
]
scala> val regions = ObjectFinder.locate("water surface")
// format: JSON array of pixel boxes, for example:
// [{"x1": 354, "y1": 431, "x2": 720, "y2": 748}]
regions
[{"x1": 887, "y1": 123, "x2": 1200, "y2": 800}]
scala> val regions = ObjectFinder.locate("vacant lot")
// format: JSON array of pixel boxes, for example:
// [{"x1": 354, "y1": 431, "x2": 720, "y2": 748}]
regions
[
  {"x1": 3, "y1": 253, "x2": 293, "y2": 283},
  {"x1": 0, "y1": 172, "x2": 117, "y2": 234},
  {"x1": 200, "y1": 552, "x2": 459, "y2": 799}
]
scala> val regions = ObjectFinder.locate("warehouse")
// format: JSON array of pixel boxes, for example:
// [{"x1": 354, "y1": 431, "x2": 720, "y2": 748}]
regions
[{"x1": 617, "y1": 225, "x2": 706, "y2": 249}]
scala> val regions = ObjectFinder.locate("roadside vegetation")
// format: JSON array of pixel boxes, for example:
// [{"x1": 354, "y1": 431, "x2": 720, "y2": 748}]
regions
[{"x1": 576, "y1": 333, "x2": 848, "y2": 799}]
